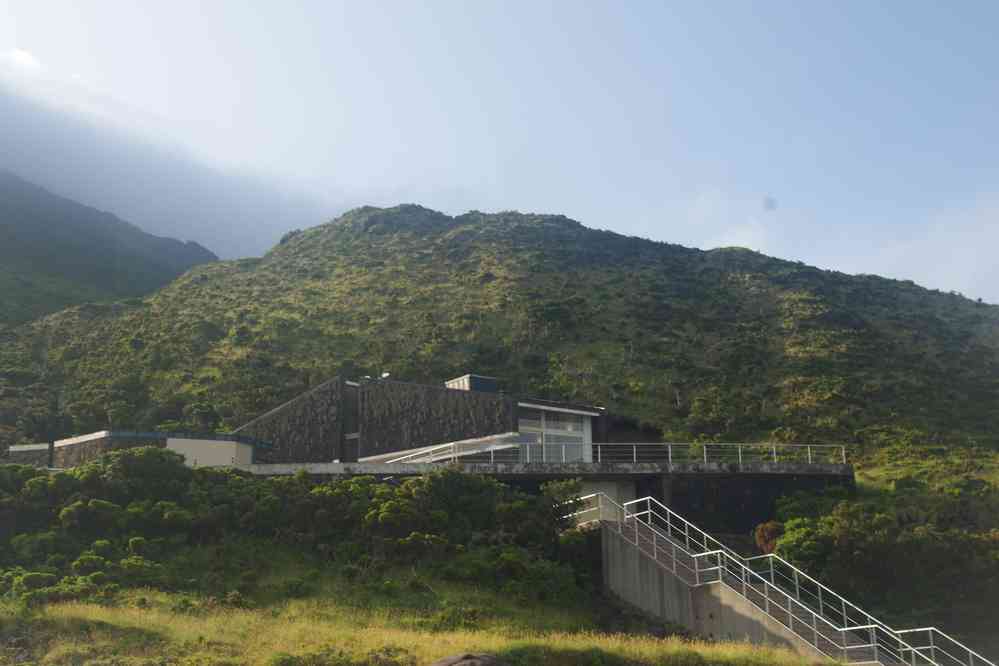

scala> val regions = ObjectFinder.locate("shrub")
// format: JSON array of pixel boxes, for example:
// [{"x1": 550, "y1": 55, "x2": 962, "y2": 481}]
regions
[
  {"x1": 128, "y1": 536, "x2": 148, "y2": 556},
  {"x1": 281, "y1": 577, "x2": 311, "y2": 598},
  {"x1": 10, "y1": 531, "x2": 71, "y2": 563},
  {"x1": 86, "y1": 571, "x2": 109, "y2": 586},
  {"x1": 12, "y1": 571, "x2": 58, "y2": 594},
  {"x1": 224, "y1": 590, "x2": 249, "y2": 608},
  {"x1": 424, "y1": 603, "x2": 482, "y2": 631},
  {"x1": 753, "y1": 521, "x2": 784, "y2": 554},
  {"x1": 71, "y1": 554, "x2": 109, "y2": 576},
  {"x1": 340, "y1": 563, "x2": 363, "y2": 581},
  {"x1": 90, "y1": 539, "x2": 116, "y2": 559},
  {"x1": 118, "y1": 555, "x2": 164, "y2": 586}
]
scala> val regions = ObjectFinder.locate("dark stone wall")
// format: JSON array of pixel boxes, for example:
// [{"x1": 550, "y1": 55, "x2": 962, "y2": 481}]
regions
[
  {"x1": 359, "y1": 380, "x2": 516, "y2": 457},
  {"x1": 52, "y1": 436, "x2": 166, "y2": 468},
  {"x1": 6, "y1": 445, "x2": 52, "y2": 468},
  {"x1": 667, "y1": 473, "x2": 855, "y2": 533},
  {"x1": 234, "y1": 377, "x2": 345, "y2": 463}
]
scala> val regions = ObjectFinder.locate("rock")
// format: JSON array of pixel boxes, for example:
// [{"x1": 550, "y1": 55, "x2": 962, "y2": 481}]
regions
[{"x1": 429, "y1": 654, "x2": 507, "y2": 666}]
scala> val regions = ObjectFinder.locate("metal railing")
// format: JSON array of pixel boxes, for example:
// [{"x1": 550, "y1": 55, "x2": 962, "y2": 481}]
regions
[
  {"x1": 572, "y1": 493, "x2": 993, "y2": 666},
  {"x1": 594, "y1": 442, "x2": 847, "y2": 465},
  {"x1": 383, "y1": 443, "x2": 459, "y2": 464},
  {"x1": 896, "y1": 629, "x2": 996, "y2": 666},
  {"x1": 386, "y1": 441, "x2": 848, "y2": 465}
]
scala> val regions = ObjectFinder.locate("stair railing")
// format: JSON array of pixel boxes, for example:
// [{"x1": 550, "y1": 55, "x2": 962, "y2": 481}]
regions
[
  {"x1": 581, "y1": 495, "x2": 877, "y2": 662},
  {"x1": 896, "y1": 628, "x2": 995, "y2": 666},
  {"x1": 621, "y1": 501, "x2": 934, "y2": 665},
  {"x1": 626, "y1": 494, "x2": 995, "y2": 666}
]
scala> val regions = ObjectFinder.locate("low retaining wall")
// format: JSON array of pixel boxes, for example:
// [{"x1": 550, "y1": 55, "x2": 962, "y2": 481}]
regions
[
  {"x1": 5, "y1": 443, "x2": 52, "y2": 467},
  {"x1": 45, "y1": 431, "x2": 255, "y2": 469},
  {"x1": 52, "y1": 432, "x2": 166, "y2": 468}
]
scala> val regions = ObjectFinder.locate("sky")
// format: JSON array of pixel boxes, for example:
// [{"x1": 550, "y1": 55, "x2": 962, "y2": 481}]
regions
[{"x1": 1, "y1": 1, "x2": 997, "y2": 301}]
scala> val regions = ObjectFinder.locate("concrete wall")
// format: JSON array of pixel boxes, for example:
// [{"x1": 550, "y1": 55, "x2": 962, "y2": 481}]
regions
[
  {"x1": 669, "y1": 472, "x2": 855, "y2": 533},
  {"x1": 580, "y1": 479, "x2": 637, "y2": 506},
  {"x1": 358, "y1": 379, "x2": 516, "y2": 458},
  {"x1": 234, "y1": 377, "x2": 346, "y2": 463},
  {"x1": 601, "y1": 524, "x2": 826, "y2": 660},
  {"x1": 52, "y1": 432, "x2": 166, "y2": 468},
  {"x1": 5, "y1": 443, "x2": 52, "y2": 467},
  {"x1": 166, "y1": 438, "x2": 253, "y2": 468}
]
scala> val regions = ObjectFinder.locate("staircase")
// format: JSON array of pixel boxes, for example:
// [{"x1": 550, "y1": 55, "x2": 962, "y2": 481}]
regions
[{"x1": 573, "y1": 493, "x2": 994, "y2": 666}]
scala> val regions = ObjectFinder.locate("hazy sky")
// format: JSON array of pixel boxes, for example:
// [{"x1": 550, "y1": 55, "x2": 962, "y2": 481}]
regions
[{"x1": 1, "y1": 2, "x2": 997, "y2": 301}]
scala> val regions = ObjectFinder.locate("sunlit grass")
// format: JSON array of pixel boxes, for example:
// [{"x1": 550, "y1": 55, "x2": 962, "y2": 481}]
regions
[{"x1": 30, "y1": 596, "x2": 815, "y2": 666}]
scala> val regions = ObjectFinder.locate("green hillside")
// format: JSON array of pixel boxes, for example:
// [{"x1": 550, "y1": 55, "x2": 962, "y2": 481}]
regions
[
  {"x1": 2, "y1": 204, "x2": 998, "y2": 448},
  {"x1": 0, "y1": 171, "x2": 217, "y2": 328}
]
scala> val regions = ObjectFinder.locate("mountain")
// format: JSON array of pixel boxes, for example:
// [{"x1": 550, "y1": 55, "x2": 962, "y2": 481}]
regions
[
  {"x1": 0, "y1": 84, "x2": 332, "y2": 258},
  {"x1": 0, "y1": 171, "x2": 217, "y2": 327},
  {"x1": 1, "y1": 204, "x2": 998, "y2": 448}
]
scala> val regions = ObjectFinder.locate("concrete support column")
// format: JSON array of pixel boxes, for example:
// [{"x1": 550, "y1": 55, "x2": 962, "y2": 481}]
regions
[{"x1": 660, "y1": 474, "x2": 674, "y2": 506}]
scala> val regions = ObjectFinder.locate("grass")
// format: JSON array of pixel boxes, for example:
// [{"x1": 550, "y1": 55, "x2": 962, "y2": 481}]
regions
[{"x1": 0, "y1": 568, "x2": 817, "y2": 665}]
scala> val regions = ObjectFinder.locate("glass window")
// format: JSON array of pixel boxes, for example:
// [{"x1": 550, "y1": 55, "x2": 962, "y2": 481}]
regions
[
  {"x1": 544, "y1": 411, "x2": 584, "y2": 432},
  {"x1": 518, "y1": 407, "x2": 543, "y2": 432}
]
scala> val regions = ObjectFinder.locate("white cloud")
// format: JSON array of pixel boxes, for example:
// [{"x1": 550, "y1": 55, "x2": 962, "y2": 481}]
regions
[
  {"x1": 0, "y1": 45, "x2": 170, "y2": 146},
  {"x1": 1, "y1": 48, "x2": 42, "y2": 73}
]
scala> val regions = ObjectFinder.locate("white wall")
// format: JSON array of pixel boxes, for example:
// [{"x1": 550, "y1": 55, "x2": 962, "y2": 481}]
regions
[
  {"x1": 165, "y1": 438, "x2": 253, "y2": 468},
  {"x1": 580, "y1": 479, "x2": 637, "y2": 506}
]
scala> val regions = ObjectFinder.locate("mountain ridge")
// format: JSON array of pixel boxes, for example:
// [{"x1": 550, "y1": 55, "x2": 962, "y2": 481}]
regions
[
  {"x1": 1, "y1": 204, "x2": 997, "y2": 449},
  {"x1": 0, "y1": 170, "x2": 218, "y2": 327}
]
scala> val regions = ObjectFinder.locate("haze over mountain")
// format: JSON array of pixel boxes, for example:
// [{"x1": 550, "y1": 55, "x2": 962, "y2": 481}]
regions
[
  {"x1": 0, "y1": 170, "x2": 217, "y2": 327},
  {"x1": 3, "y1": 2, "x2": 998, "y2": 300},
  {"x1": 0, "y1": 83, "x2": 331, "y2": 258},
  {"x1": 2, "y1": 205, "x2": 997, "y2": 450}
]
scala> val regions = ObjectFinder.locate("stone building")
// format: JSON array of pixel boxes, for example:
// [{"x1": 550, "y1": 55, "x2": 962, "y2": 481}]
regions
[{"x1": 233, "y1": 373, "x2": 607, "y2": 464}]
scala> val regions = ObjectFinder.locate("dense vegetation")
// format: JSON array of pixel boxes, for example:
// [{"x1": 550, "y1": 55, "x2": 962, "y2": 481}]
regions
[
  {"x1": 0, "y1": 449, "x2": 810, "y2": 665},
  {"x1": 0, "y1": 170, "x2": 217, "y2": 328},
  {"x1": 771, "y1": 443, "x2": 999, "y2": 653},
  {"x1": 2, "y1": 204, "x2": 997, "y2": 449}
]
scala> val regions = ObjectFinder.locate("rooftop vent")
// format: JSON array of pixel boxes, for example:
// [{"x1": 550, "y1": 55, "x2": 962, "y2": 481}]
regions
[{"x1": 445, "y1": 374, "x2": 498, "y2": 393}]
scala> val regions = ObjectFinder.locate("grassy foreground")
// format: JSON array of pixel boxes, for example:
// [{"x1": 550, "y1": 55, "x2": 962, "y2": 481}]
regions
[{"x1": 0, "y1": 568, "x2": 812, "y2": 666}]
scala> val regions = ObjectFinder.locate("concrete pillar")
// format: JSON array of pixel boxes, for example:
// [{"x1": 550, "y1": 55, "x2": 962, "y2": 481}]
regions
[{"x1": 660, "y1": 474, "x2": 674, "y2": 505}]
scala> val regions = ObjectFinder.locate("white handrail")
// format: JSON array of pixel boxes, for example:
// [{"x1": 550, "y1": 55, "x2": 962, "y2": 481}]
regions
[
  {"x1": 392, "y1": 441, "x2": 849, "y2": 465},
  {"x1": 575, "y1": 492, "x2": 992, "y2": 666},
  {"x1": 897, "y1": 628, "x2": 996, "y2": 666},
  {"x1": 628, "y1": 505, "x2": 926, "y2": 665},
  {"x1": 382, "y1": 443, "x2": 456, "y2": 463},
  {"x1": 634, "y1": 495, "x2": 993, "y2": 665}
]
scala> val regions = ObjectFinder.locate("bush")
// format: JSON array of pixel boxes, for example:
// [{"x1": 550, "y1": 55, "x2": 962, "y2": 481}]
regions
[
  {"x1": 128, "y1": 536, "x2": 148, "y2": 556},
  {"x1": 12, "y1": 571, "x2": 58, "y2": 594},
  {"x1": 71, "y1": 554, "x2": 109, "y2": 576},
  {"x1": 118, "y1": 555, "x2": 164, "y2": 586},
  {"x1": 424, "y1": 603, "x2": 482, "y2": 631},
  {"x1": 281, "y1": 577, "x2": 311, "y2": 598},
  {"x1": 10, "y1": 531, "x2": 71, "y2": 563},
  {"x1": 753, "y1": 521, "x2": 783, "y2": 554},
  {"x1": 224, "y1": 590, "x2": 249, "y2": 608},
  {"x1": 444, "y1": 545, "x2": 580, "y2": 603},
  {"x1": 90, "y1": 539, "x2": 116, "y2": 559}
]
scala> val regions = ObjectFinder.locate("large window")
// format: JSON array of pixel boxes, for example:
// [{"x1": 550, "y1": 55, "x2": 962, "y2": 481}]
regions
[{"x1": 517, "y1": 406, "x2": 591, "y2": 461}]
